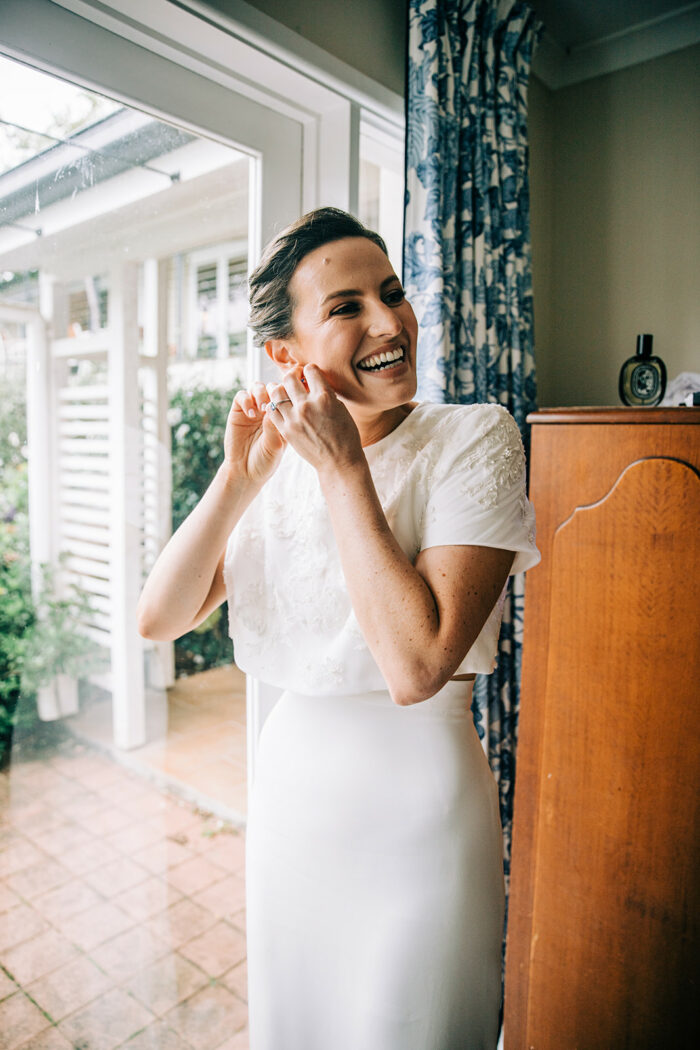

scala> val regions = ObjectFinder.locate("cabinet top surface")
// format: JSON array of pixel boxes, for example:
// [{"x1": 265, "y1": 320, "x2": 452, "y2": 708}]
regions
[{"x1": 528, "y1": 407, "x2": 700, "y2": 425}]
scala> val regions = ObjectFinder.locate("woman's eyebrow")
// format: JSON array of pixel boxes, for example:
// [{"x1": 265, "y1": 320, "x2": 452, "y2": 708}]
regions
[
  {"x1": 321, "y1": 288, "x2": 362, "y2": 305},
  {"x1": 321, "y1": 277, "x2": 401, "y2": 307}
]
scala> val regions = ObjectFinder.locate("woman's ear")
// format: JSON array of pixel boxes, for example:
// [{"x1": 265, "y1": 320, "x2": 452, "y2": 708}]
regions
[{"x1": 265, "y1": 339, "x2": 297, "y2": 368}]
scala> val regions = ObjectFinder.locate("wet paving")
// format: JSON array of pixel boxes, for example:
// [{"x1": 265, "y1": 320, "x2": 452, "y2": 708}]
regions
[{"x1": 0, "y1": 739, "x2": 249, "y2": 1050}]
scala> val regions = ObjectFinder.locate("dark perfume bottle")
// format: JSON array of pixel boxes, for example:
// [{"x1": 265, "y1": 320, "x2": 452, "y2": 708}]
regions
[{"x1": 619, "y1": 334, "x2": 667, "y2": 406}]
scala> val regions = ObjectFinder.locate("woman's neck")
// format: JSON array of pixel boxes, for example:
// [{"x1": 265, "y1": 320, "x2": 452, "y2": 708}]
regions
[{"x1": 351, "y1": 402, "x2": 417, "y2": 447}]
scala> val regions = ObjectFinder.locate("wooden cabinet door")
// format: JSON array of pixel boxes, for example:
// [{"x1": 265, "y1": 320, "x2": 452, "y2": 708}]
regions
[
  {"x1": 506, "y1": 413, "x2": 700, "y2": 1050},
  {"x1": 526, "y1": 457, "x2": 700, "y2": 1047}
]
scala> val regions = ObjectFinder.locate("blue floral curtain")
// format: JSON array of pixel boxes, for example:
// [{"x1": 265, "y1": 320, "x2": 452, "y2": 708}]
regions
[{"x1": 403, "y1": 0, "x2": 542, "y2": 892}]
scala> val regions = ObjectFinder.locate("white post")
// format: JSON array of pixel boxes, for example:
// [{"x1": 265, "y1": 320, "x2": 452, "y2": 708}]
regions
[
  {"x1": 216, "y1": 253, "x2": 229, "y2": 359},
  {"x1": 316, "y1": 99, "x2": 361, "y2": 214},
  {"x1": 109, "y1": 262, "x2": 146, "y2": 749},
  {"x1": 23, "y1": 301, "x2": 53, "y2": 595},
  {"x1": 142, "y1": 257, "x2": 175, "y2": 689},
  {"x1": 20, "y1": 295, "x2": 58, "y2": 721}
]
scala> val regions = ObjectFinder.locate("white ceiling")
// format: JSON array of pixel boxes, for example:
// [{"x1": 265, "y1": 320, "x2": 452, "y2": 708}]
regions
[{"x1": 529, "y1": 0, "x2": 700, "y2": 88}]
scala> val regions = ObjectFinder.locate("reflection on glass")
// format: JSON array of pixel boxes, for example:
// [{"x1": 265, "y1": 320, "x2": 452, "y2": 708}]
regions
[
  {"x1": 358, "y1": 137, "x2": 404, "y2": 275},
  {"x1": 0, "y1": 56, "x2": 250, "y2": 1045}
]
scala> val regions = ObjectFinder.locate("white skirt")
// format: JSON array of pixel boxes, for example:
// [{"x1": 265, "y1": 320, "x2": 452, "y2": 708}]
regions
[{"x1": 245, "y1": 679, "x2": 505, "y2": 1050}]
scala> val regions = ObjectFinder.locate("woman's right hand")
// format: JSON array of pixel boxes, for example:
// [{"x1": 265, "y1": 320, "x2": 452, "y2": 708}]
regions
[{"x1": 224, "y1": 381, "x2": 286, "y2": 486}]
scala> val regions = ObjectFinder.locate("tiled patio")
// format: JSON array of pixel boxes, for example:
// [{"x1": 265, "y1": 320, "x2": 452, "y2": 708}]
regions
[
  {"x1": 68, "y1": 666, "x2": 248, "y2": 822},
  {"x1": 0, "y1": 738, "x2": 249, "y2": 1049}
]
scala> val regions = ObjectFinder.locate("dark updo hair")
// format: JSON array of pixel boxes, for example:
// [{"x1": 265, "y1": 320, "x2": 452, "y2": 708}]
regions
[{"x1": 248, "y1": 206, "x2": 388, "y2": 348}]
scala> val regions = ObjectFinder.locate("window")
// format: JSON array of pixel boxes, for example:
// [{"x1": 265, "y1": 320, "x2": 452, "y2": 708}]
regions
[{"x1": 359, "y1": 120, "x2": 405, "y2": 275}]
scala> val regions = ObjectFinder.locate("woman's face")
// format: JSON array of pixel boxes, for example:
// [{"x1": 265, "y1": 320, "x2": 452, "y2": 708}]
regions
[{"x1": 270, "y1": 236, "x2": 418, "y2": 414}]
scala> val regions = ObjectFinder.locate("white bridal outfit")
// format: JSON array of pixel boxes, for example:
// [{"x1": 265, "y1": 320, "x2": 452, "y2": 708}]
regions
[{"x1": 224, "y1": 402, "x2": 540, "y2": 1050}]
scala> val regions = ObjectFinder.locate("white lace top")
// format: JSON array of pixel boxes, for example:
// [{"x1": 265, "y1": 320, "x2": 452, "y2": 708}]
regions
[{"x1": 224, "y1": 402, "x2": 540, "y2": 695}]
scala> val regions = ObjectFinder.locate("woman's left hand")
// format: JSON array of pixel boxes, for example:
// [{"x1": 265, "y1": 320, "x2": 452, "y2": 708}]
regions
[{"x1": 265, "y1": 364, "x2": 364, "y2": 474}]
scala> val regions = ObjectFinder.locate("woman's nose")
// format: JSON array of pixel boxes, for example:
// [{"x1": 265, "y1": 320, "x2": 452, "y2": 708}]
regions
[{"x1": 367, "y1": 299, "x2": 402, "y2": 338}]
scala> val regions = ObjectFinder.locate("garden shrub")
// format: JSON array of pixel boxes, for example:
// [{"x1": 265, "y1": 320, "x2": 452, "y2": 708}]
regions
[{"x1": 0, "y1": 382, "x2": 38, "y2": 764}]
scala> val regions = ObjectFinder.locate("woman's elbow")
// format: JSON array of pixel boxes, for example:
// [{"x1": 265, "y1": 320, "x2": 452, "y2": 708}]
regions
[
  {"x1": 136, "y1": 614, "x2": 162, "y2": 641},
  {"x1": 136, "y1": 604, "x2": 177, "y2": 642},
  {"x1": 389, "y1": 667, "x2": 450, "y2": 707}
]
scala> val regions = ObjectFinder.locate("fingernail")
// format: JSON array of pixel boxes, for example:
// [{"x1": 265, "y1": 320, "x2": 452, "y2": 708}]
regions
[{"x1": 247, "y1": 409, "x2": 256, "y2": 418}]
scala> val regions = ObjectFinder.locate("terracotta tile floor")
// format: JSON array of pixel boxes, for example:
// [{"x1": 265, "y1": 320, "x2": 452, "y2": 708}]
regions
[
  {"x1": 68, "y1": 666, "x2": 248, "y2": 822},
  {"x1": 0, "y1": 740, "x2": 249, "y2": 1049}
]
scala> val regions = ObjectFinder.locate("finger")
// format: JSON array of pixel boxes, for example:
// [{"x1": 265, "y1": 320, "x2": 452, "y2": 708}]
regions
[
  {"x1": 263, "y1": 398, "x2": 286, "y2": 434},
  {"x1": 302, "y1": 363, "x2": 332, "y2": 395},
  {"x1": 265, "y1": 383, "x2": 291, "y2": 417},
  {"x1": 233, "y1": 390, "x2": 257, "y2": 419},
  {"x1": 263, "y1": 406, "x2": 284, "y2": 436},
  {"x1": 251, "y1": 381, "x2": 271, "y2": 412},
  {"x1": 282, "y1": 367, "x2": 307, "y2": 402},
  {"x1": 266, "y1": 382, "x2": 288, "y2": 402}
]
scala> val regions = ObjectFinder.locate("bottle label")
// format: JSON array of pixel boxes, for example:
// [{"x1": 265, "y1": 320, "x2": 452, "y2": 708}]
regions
[{"x1": 631, "y1": 363, "x2": 660, "y2": 400}]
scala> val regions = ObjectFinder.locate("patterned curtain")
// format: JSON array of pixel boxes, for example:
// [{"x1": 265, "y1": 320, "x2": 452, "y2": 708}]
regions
[{"x1": 403, "y1": 0, "x2": 542, "y2": 892}]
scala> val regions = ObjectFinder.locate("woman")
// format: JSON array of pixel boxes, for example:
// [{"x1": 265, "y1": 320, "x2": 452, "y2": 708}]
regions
[{"x1": 137, "y1": 207, "x2": 540, "y2": 1049}]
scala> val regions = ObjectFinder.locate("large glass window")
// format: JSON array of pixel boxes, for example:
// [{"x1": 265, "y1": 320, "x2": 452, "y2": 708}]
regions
[{"x1": 0, "y1": 53, "x2": 253, "y2": 1045}]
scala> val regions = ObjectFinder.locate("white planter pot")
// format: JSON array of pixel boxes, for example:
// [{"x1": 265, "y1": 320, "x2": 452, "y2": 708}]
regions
[
  {"x1": 37, "y1": 682, "x2": 58, "y2": 721},
  {"x1": 55, "y1": 674, "x2": 79, "y2": 717},
  {"x1": 36, "y1": 675, "x2": 79, "y2": 720}
]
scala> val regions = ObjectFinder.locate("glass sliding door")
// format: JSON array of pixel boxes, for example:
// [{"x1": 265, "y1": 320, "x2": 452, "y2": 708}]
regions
[{"x1": 0, "y1": 6, "x2": 303, "y2": 1043}]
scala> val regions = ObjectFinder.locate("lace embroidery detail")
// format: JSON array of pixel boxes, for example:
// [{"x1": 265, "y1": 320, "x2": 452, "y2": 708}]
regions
[
  {"x1": 519, "y1": 490, "x2": 536, "y2": 546},
  {"x1": 303, "y1": 655, "x2": 346, "y2": 688},
  {"x1": 457, "y1": 408, "x2": 526, "y2": 508},
  {"x1": 233, "y1": 581, "x2": 270, "y2": 638},
  {"x1": 346, "y1": 614, "x2": 369, "y2": 652}
]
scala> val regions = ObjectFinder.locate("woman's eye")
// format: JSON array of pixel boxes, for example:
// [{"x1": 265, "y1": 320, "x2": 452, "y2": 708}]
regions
[
  {"x1": 384, "y1": 288, "x2": 406, "y2": 305},
  {"x1": 329, "y1": 302, "x2": 359, "y2": 317}
]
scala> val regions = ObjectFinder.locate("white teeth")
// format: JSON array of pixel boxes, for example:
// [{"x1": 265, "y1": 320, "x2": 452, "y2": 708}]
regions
[{"x1": 358, "y1": 346, "x2": 405, "y2": 372}]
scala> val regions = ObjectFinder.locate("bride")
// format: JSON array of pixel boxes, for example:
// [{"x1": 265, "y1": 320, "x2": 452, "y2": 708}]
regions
[{"x1": 137, "y1": 206, "x2": 539, "y2": 1049}]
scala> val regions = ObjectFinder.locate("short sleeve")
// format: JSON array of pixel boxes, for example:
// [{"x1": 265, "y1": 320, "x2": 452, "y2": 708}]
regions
[{"x1": 420, "y1": 404, "x2": 540, "y2": 575}]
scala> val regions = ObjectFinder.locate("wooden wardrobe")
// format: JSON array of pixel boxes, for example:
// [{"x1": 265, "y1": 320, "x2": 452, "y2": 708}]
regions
[{"x1": 504, "y1": 407, "x2": 700, "y2": 1050}]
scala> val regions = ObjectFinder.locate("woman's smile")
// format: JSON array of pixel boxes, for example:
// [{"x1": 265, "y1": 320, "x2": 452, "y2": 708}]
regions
[{"x1": 356, "y1": 341, "x2": 407, "y2": 373}]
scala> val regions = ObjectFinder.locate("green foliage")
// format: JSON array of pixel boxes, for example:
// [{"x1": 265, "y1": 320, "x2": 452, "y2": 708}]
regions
[
  {"x1": 20, "y1": 559, "x2": 105, "y2": 696},
  {"x1": 169, "y1": 384, "x2": 239, "y2": 676},
  {"x1": 0, "y1": 489, "x2": 35, "y2": 763},
  {"x1": 0, "y1": 379, "x2": 29, "y2": 483},
  {"x1": 0, "y1": 379, "x2": 33, "y2": 763}
]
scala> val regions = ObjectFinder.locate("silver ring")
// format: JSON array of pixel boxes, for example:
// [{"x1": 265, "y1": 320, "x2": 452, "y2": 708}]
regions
[{"x1": 268, "y1": 398, "x2": 291, "y2": 412}]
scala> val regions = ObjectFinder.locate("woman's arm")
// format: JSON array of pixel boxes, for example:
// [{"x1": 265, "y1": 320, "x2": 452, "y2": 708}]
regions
[
  {"x1": 137, "y1": 382, "x2": 284, "y2": 641},
  {"x1": 136, "y1": 466, "x2": 257, "y2": 640},
  {"x1": 267, "y1": 365, "x2": 514, "y2": 705},
  {"x1": 319, "y1": 460, "x2": 514, "y2": 704}
]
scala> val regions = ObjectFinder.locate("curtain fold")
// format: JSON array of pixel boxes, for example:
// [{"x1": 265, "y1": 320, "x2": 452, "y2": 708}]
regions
[{"x1": 404, "y1": 0, "x2": 542, "y2": 894}]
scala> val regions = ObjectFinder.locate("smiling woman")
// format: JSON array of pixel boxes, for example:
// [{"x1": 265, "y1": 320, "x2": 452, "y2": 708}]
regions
[
  {"x1": 137, "y1": 207, "x2": 540, "y2": 1050},
  {"x1": 262, "y1": 233, "x2": 418, "y2": 445}
]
